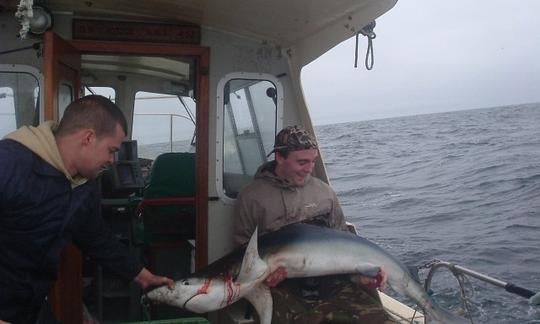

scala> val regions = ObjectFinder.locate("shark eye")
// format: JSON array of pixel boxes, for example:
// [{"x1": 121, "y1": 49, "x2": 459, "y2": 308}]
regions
[{"x1": 182, "y1": 280, "x2": 190, "y2": 285}]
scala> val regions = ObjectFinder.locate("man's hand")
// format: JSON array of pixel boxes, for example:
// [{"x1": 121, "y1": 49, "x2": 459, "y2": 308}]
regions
[
  {"x1": 354, "y1": 268, "x2": 387, "y2": 290},
  {"x1": 1, "y1": 320, "x2": 12, "y2": 324},
  {"x1": 134, "y1": 267, "x2": 175, "y2": 291}
]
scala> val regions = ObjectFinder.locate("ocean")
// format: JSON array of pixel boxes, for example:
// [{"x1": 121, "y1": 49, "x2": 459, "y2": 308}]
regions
[{"x1": 315, "y1": 103, "x2": 540, "y2": 323}]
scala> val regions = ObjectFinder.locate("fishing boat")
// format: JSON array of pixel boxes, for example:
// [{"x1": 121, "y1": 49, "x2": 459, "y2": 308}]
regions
[{"x1": 0, "y1": 0, "x2": 437, "y2": 322}]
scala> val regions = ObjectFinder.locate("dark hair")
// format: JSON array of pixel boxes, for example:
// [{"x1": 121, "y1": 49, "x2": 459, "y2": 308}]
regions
[{"x1": 55, "y1": 95, "x2": 128, "y2": 138}]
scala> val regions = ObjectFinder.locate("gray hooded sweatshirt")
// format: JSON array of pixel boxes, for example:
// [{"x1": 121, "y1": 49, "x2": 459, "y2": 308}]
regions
[{"x1": 233, "y1": 161, "x2": 346, "y2": 246}]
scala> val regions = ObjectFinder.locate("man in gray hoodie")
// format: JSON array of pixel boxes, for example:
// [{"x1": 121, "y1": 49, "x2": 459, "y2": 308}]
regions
[
  {"x1": 234, "y1": 125, "x2": 347, "y2": 246},
  {"x1": 234, "y1": 126, "x2": 392, "y2": 323}
]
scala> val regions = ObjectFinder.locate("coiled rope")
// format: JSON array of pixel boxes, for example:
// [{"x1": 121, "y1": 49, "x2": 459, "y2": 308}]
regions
[{"x1": 355, "y1": 21, "x2": 377, "y2": 70}]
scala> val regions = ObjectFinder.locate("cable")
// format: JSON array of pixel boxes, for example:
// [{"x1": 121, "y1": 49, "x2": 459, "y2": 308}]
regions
[{"x1": 0, "y1": 42, "x2": 41, "y2": 56}]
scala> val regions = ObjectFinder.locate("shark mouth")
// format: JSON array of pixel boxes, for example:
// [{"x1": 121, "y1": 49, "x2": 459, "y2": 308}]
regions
[
  {"x1": 182, "y1": 293, "x2": 199, "y2": 309},
  {"x1": 183, "y1": 277, "x2": 213, "y2": 309}
]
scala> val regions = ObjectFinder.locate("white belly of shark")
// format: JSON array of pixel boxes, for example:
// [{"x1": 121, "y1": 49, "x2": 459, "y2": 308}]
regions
[{"x1": 146, "y1": 223, "x2": 467, "y2": 324}]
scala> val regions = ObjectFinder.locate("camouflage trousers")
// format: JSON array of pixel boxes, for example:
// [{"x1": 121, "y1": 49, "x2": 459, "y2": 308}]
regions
[{"x1": 271, "y1": 277, "x2": 396, "y2": 324}]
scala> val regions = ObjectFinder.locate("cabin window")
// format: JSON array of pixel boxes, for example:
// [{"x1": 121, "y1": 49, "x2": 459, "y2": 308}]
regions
[
  {"x1": 132, "y1": 91, "x2": 196, "y2": 160},
  {"x1": 218, "y1": 74, "x2": 283, "y2": 200},
  {"x1": 0, "y1": 69, "x2": 40, "y2": 138},
  {"x1": 84, "y1": 86, "x2": 116, "y2": 102}
]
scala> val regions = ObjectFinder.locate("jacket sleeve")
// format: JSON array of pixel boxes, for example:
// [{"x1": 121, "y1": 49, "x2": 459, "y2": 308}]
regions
[
  {"x1": 233, "y1": 189, "x2": 258, "y2": 247},
  {"x1": 72, "y1": 191, "x2": 143, "y2": 281},
  {"x1": 0, "y1": 147, "x2": 9, "y2": 205}
]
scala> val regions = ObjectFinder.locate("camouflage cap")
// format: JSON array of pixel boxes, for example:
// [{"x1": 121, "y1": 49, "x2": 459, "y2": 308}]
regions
[{"x1": 268, "y1": 125, "x2": 318, "y2": 156}]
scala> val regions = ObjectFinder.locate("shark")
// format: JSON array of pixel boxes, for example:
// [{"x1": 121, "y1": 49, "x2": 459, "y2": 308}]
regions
[{"x1": 146, "y1": 223, "x2": 467, "y2": 323}]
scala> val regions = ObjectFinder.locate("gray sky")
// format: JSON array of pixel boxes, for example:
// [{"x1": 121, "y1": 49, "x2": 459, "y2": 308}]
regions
[{"x1": 301, "y1": 0, "x2": 540, "y2": 125}]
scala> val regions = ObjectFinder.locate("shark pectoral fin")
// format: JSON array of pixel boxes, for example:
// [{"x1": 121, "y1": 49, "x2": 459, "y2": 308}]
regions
[
  {"x1": 244, "y1": 283, "x2": 272, "y2": 324},
  {"x1": 237, "y1": 226, "x2": 268, "y2": 283}
]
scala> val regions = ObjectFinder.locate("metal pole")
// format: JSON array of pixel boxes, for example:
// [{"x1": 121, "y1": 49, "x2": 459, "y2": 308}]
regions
[{"x1": 425, "y1": 261, "x2": 536, "y2": 299}]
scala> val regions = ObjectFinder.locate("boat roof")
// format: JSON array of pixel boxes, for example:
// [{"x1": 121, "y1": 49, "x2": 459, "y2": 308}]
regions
[{"x1": 45, "y1": 0, "x2": 398, "y2": 66}]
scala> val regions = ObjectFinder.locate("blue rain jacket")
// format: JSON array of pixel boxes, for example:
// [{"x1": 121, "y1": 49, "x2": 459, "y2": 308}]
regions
[{"x1": 0, "y1": 139, "x2": 142, "y2": 322}]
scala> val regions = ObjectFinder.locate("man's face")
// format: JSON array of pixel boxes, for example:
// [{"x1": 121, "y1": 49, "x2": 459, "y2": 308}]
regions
[
  {"x1": 275, "y1": 148, "x2": 318, "y2": 186},
  {"x1": 78, "y1": 124, "x2": 125, "y2": 179}
]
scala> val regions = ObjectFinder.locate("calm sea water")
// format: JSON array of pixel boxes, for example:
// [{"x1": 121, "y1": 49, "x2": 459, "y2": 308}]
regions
[{"x1": 316, "y1": 103, "x2": 540, "y2": 323}]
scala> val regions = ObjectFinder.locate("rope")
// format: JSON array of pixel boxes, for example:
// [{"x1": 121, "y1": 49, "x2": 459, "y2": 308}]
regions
[
  {"x1": 354, "y1": 33, "x2": 360, "y2": 68},
  {"x1": 365, "y1": 35, "x2": 375, "y2": 70},
  {"x1": 140, "y1": 295, "x2": 152, "y2": 320},
  {"x1": 454, "y1": 272, "x2": 475, "y2": 324},
  {"x1": 354, "y1": 21, "x2": 376, "y2": 70},
  {"x1": 409, "y1": 309, "x2": 418, "y2": 324}
]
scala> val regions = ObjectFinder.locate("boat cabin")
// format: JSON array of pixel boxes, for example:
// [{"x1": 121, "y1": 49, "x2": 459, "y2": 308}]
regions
[{"x1": 0, "y1": 0, "x2": 424, "y2": 322}]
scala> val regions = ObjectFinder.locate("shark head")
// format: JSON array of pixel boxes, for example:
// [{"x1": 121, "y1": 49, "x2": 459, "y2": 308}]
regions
[{"x1": 146, "y1": 275, "x2": 237, "y2": 313}]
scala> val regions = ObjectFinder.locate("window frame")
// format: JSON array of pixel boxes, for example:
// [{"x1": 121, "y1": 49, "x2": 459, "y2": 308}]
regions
[
  {"x1": 215, "y1": 72, "x2": 284, "y2": 204},
  {"x1": 0, "y1": 64, "x2": 44, "y2": 131}
]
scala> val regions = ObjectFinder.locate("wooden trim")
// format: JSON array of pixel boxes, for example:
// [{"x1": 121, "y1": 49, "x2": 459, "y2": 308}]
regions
[
  {"x1": 195, "y1": 48, "x2": 210, "y2": 269},
  {"x1": 137, "y1": 197, "x2": 196, "y2": 215},
  {"x1": 43, "y1": 32, "x2": 82, "y2": 121},
  {"x1": 71, "y1": 40, "x2": 210, "y2": 268},
  {"x1": 48, "y1": 245, "x2": 83, "y2": 324},
  {"x1": 43, "y1": 32, "x2": 55, "y2": 120},
  {"x1": 72, "y1": 19, "x2": 200, "y2": 44},
  {"x1": 71, "y1": 39, "x2": 209, "y2": 57},
  {"x1": 44, "y1": 31, "x2": 83, "y2": 324},
  {"x1": 140, "y1": 196, "x2": 196, "y2": 206}
]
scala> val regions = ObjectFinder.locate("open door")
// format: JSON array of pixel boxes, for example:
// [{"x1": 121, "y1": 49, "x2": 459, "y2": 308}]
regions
[
  {"x1": 41, "y1": 30, "x2": 209, "y2": 322},
  {"x1": 71, "y1": 39, "x2": 210, "y2": 270},
  {"x1": 43, "y1": 31, "x2": 83, "y2": 324}
]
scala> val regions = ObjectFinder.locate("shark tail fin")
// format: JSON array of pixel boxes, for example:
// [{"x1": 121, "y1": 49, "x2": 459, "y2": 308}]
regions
[{"x1": 237, "y1": 227, "x2": 268, "y2": 283}]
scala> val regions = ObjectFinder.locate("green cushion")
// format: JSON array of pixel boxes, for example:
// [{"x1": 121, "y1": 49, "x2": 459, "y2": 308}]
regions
[{"x1": 144, "y1": 152, "x2": 195, "y2": 198}]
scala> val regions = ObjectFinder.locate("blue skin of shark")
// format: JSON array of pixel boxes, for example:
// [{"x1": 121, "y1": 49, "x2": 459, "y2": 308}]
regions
[{"x1": 147, "y1": 223, "x2": 467, "y2": 324}]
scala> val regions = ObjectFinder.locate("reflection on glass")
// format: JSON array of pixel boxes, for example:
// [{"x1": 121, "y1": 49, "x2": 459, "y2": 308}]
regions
[
  {"x1": 222, "y1": 78, "x2": 278, "y2": 198},
  {"x1": 58, "y1": 82, "x2": 73, "y2": 119},
  {"x1": 0, "y1": 72, "x2": 39, "y2": 137},
  {"x1": 0, "y1": 87, "x2": 16, "y2": 137},
  {"x1": 132, "y1": 91, "x2": 196, "y2": 160}
]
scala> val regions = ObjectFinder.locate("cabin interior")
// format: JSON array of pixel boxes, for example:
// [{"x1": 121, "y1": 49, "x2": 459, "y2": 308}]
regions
[{"x1": 0, "y1": 0, "x2": 406, "y2": 323}]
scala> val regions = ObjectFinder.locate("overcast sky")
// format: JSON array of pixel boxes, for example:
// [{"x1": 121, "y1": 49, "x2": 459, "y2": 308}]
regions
[{"x1": 301, "y1": 0, "x2": 540, "y2": 125}]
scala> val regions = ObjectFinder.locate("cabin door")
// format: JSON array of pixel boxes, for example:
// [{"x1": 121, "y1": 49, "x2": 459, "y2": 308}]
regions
[
  {"x1": 70, "y1": 40, "x2": 210, "y2": 271},
  {"x1": 43, "y1": 31, "x2": 84, "y2": 324},
  {"x1": 42, "y1": 30, "x2": 210, "y2": 322}
]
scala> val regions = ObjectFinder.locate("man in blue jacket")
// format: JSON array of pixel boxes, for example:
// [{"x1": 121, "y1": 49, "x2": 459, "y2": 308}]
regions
[{"x1": 0, "y1": 95, "x2": 173, "y2": 323}]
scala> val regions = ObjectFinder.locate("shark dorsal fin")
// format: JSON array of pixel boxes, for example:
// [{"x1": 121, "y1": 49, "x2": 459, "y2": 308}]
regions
[{"x1": 237, "y1": 227, "x2": 268, "y2": 283}]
